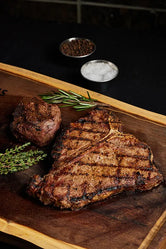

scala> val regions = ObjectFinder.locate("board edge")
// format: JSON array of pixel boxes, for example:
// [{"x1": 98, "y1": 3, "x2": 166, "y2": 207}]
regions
[{"x1": 0, "y1": 62, "x2": 165, "y2": 126}]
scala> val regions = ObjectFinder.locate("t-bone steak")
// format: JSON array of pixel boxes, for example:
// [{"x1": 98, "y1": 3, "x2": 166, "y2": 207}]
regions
[{"x1": 27, "y1": 108, "x2": 163, "y2": 210}]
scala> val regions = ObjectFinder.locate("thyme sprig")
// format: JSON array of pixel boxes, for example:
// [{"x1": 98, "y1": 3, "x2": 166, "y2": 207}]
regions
[
  {"x1": 40, "y1": 89, "x2": 98, "y2": 111},
  {"x1": 0, "y1": 142, "x2": 47, "y2": 175}
]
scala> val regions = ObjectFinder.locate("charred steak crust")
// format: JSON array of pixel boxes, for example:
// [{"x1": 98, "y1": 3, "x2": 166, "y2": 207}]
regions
[
  {"x1": 51, "y1": 108, "x2": 122, "y2": 162},
  {"x1": 27, "y1": 108, "x2": 163, "y2": 210},
  {"x1": 10, "y1": 97, "x2": 62, "y2": 147}
]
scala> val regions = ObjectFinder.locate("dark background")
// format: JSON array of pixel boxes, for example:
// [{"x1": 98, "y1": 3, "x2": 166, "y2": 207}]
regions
[
  {"x1": 0, "y1": 1, "x2": 166, "y2": 248},
  {"x1": 1, "y1": 0, "x2": 166, "y2": 30}
]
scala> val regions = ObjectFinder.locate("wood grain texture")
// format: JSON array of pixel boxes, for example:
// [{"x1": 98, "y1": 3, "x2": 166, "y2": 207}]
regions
[
  {"x1": 138, "y1": 210, "x2": 166, "y2": 249},
  {"x1": 0, "y1": 63, "x2": 166, "y2": 249},
  {"x1": 0, "y1": 218, "x2": 85, "y2": 249},
  {"x1": 158, "y1": 235, "x2": 166, "y2": 249}
]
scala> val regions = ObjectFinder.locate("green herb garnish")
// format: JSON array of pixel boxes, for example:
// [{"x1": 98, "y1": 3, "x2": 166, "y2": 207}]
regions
[
  {"x1": 40, "y1": 89, "x2": 98, "y2": 111},
  {"x1": 0, "y1": 142, "x2": 47, "y2": 175}
]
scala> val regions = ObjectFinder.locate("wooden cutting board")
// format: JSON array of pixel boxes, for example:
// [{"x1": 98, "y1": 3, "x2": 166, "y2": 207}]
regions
[{"x1": 0, "y1": 63, "x2": 166, "y2": 249}]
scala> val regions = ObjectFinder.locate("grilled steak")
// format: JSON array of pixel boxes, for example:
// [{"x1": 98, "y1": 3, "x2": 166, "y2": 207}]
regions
[
  {"x1": 11, "y1": 97, "x2": 61, "y2": 147},
  {"x1": 51, "y1": 108, "x2": 122, "y2": 163},
  {"x1": 27, "y1": 108, "x2": 163, "y2": 210}
]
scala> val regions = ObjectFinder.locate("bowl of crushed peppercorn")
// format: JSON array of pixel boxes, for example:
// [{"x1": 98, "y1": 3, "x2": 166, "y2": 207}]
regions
[{"x1": 59, "y1": 37, "x2": 96, "y2": 58}]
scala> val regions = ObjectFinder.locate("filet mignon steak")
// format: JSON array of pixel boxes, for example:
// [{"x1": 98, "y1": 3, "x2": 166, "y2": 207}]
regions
[{"x1": 11, "y1": 97, "x2": 61, "y2": 147}]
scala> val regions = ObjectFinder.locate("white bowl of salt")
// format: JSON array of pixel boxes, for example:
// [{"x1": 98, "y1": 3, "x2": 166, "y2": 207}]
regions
[{"x1": 81, "y1": 60, "x2": 118, "y2": 82}]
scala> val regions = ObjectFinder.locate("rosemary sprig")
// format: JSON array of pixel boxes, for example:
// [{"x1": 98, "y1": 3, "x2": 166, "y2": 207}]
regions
[
  {"x1": 40, "y1": 89, "x2": 98, "y2": 111},
  {"x1": 0, "y1": 142, "x2": 47, "y2": 175}
]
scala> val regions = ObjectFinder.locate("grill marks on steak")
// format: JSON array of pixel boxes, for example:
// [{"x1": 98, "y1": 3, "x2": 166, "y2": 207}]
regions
[
  {"x1": 10, "y1": 97, "x2": 62, "y2": 147},
  {"x1": 27, "y1": 108, "x2": 163, "y2": 210},
  {"x1": 51, "y1": 108, "x2": 122, "y2": 163}
]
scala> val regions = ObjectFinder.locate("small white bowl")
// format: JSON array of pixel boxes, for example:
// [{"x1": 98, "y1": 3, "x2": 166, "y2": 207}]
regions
[{"x1": 81, "y1": 60, "x2": 118, "y2": 82}]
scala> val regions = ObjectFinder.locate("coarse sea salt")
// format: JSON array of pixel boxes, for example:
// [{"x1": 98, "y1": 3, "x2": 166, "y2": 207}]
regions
[{"x1": 81, "y1": 60, "x2": 118, "y2": 82}]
